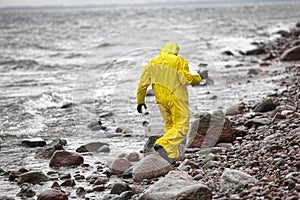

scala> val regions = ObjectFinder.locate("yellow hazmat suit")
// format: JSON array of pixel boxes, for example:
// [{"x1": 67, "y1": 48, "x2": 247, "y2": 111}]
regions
[{"x1": 137, "y1": 41, "x2": 202, "y2": 159}]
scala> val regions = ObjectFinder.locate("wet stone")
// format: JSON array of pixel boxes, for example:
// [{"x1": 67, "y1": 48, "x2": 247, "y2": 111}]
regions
[
  {"x1": 61, "y1": 179, "x2": 76, "y2": 187},
  {"x1": 35, "y1": 138, "x2": 67, "y2": 159},
  {"x1": 18, "y1": 171, "x2": 49, "y2": 184},
  {"x1": 93, "y1": 185, "x2": 105, "y2": 192},
  {"x1": 76, "y1": 187, "x2": 86, "y2": 197},
  {"x1": 253, "y1": 99, "x2": 276, "y2": 112},
  {"x1": 21, "y1": 138, "x2": 46, "y2": 148},
  {"x1": 18, "y1": 168, "x2": 29, "y2": 174},
  {"x1": 17, "y1": 183, "x2": 36, "y2": 198},
  {"x1": 120, "y1": 191, "x2": 135, "y2": 200},
  {"x1": 49, "y1": 150, "x2": 84, "y2": 168},
  {"x1": 60, "y1": 173, "x2": 71, "y2": 180},
  {"x1": 93, "y1": 177, "x2": 108, "y2": 185},
  {"x1": 37, "y1": 188, "x2": 68, "y2": 200},
  {"x1": 110, "y1": 182, "x2": 130, "y2": 195},
  {"x1": 74, "y1": 174, "x2": 85, "y2": 180},
  {"x1": 76, "y1": 142, "x2": 110, "y2": 153},
  {"x1": 122, "y1": 166, "x2": 133, "y2": 179}
]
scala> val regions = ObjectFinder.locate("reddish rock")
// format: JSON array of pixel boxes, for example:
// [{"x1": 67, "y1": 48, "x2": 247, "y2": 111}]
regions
[
  {"x1": 126, "y1": 152, "x2": 140, "y2": 162},
  {"x1": 260, "y1": 62, "x2": 271, "y2": 67},
  {"x1": 281, "y1": 45, "x2": 300, "y2": 61},
  {"x1": 187, "y1": 113, "x2": 235, "y2": 148},
  {"x1": 49, "y1": 150, "x2": 84, "y2": 168},
  {"x1": 37, "y1": 188, "x2": 68, "y2": 200}
]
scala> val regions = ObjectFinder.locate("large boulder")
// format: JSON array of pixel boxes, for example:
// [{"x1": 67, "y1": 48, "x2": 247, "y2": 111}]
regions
[
  {"x1": 76, "y1": 142, "x2": 110, "y2": 153},
  {"x1": 49, "y1": 150, "x2": 83, "y2": 168},
  {"x1": 37, "y1": 188, "x2": 68, "y2": 200},
  {"x1": 187, "y1": 113, "x2": 235, "y2": 148},
  {"x1": 220, "y1": 168, "x2": 258, "y2": 193},
  {"x1": 139, "y1": 170, "x2": 212, "y2": 200},
  {"x1": 133, "y1": 154, "x2": 173, "y2": 182},
  {"x1": 281, "y1": 45, "x2": 300, "y2": 61},
  {"x1": 18, "y1": 171, "x2": 49, "y2": 184}
]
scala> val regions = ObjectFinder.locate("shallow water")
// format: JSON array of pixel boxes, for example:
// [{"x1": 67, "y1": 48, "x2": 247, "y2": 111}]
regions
[{"x1": 0, "y1": 1, "x2": 300, "y2": 198}]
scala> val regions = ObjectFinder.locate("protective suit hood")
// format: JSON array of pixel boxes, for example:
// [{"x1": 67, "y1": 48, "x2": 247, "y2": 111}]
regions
[{"x1": 160, "y1": 42, "x2": 180, "y2": 55}]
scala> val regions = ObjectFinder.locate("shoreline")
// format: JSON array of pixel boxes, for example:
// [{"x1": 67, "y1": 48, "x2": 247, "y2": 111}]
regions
[{"x1": 0, "y1": 22, "x2": 300, "y2": 200}]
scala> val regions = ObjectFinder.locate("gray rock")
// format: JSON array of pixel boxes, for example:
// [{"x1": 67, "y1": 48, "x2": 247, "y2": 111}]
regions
[
  {"x1": 196, "y1": 147, "x2": 223, "y2": 155},
  {"x1": 61, "y1": 179, "x2": 76, "y2": 187},
  {"x1": 110, "y1": 182, "x2": 129, "y2": 195},
  {"x1": 21, "y1": 138, "x2": 46, "y2": 148},
  {"x1": 122, "y1": 166, "x2": 133, "y2": 179},
  {"x1": 245, "y1": 118, "x2": 270, "y2": 128},
  {"x1": 253, "y1": 99, "x2": 276, "y2": 112},
  {"x1": 203, "y1": 161, "x2": 219, "y2": 169},
  {"x1": 120, "y1": 191, "x2": 135, "y2": 200},
  {"x1": 139, "y1": 170, "x2": 212, "y2": 200},
  {"x1": 115, "y1": 126, "x2": 133, "y2": 134},
  {"x1": 76, "y1": 142, "x2": 110, "y2": 153},
  {"x1": 220, "y1": 168, "x2": 258, "y2": 193},
  {"x1": 18, "y1": 171, "x2": 49, "y2": 184},
  {"x1": 132, "y1": 154, "x2": 173, "y2": 182},
  {"x1": 49, "y1": 150, "x2": 84, "y2": 168},
  {"x1": 225, "y1": 104, "x2": 244, "y2": 116},
  {"x1": 35, "y1": 138, "x2": 67, "y2": 159},
  {"x1": 17, "y1": 183, "x2": 36, "y2": 198},
  {"x1": 281, "y1": 45, "x2": 300, "y2": 61},
  {"x1": 110, "y1": 158, "x2": 132, "y2": 175},
  {"x1": 125, "y1": 152, "x2": 140, "y2": 162}
]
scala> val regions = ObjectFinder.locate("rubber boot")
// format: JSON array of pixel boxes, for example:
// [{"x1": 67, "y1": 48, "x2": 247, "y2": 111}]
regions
[{"x1": 154, "y1": 145, "x2": 176, "y2": 165}]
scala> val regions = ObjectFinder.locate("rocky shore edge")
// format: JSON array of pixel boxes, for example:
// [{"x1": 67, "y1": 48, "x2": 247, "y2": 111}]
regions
[{"x1": 0, "y1": 23, "x2": 300, "y2": 200}]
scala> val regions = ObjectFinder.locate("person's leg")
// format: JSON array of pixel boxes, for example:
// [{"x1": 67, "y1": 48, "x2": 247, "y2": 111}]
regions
[
  {"x1": 157, "y1": 103, "x2": 172, "y2": 133},
  {"x1": 154, "y1": 99, "x2": 190, "y2": 159}
]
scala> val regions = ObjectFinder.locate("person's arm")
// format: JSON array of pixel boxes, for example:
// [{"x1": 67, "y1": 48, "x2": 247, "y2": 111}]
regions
[
  {"x1": 177, "y1": 57, "x2": 202, "y2": 85},
  {"x1": 137, "y1": 64, "x2": 151, "y2": 105}
]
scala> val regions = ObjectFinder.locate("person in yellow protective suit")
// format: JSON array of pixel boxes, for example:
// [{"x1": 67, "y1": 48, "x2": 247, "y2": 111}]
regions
[{"x1": 136, "y1": 41, "x2": 208, "y2": 164}]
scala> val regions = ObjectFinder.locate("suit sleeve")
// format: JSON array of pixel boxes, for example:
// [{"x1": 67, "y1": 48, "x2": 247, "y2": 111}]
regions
[
  {"x1": 177, "y1": 57, "x2": 202, "y2": 86},
  {"x1": 137, "y1": 64, "x2": 151, "y2": 105}
]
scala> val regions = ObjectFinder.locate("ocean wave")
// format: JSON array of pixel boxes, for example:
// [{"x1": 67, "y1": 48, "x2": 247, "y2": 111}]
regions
[
  {"x1": 96, "y1": 42, "x2": 115, "y2": 48},
  {"x1": 64, "y1": 53, "x2": 84, "y2": 59},
  {"x1": 0, "y1": 58, "x2": 81, "y2": 72}
]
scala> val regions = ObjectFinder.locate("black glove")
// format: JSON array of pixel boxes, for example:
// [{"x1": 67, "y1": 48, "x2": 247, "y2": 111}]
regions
[
  {"x1": 137, "y1": 103, "x2": 147, "y2": 113},
  {"x1": 198, "y1": 70, "x2": 209, "y2": 79}
]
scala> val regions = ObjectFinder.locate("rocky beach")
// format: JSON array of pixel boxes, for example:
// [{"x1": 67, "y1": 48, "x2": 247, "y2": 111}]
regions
[{"x1": 1, "y1": 1, "x2": 300, "y2": 200}]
